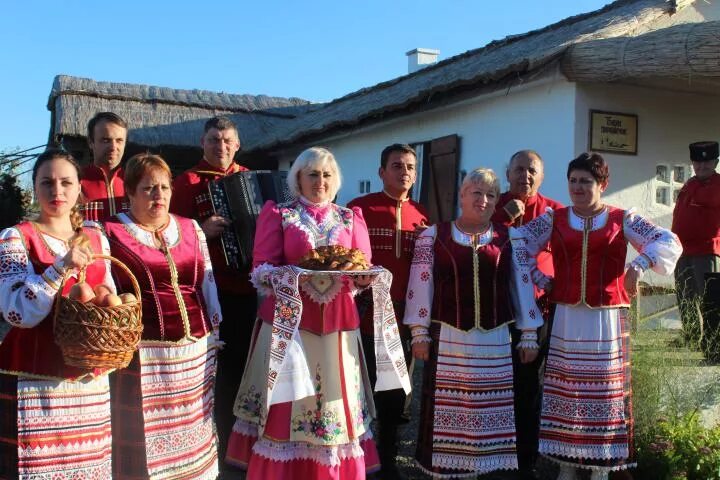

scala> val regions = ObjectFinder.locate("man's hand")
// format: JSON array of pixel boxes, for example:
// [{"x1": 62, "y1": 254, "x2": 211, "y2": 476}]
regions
[
  {"x1": 202, "y1": 215, "x2": 230, "y2": 240},
  {"x1": 518, "y1": 346, "x2": 539, "y2": 364},
  {"x1": 504, "y1": 199, "x2": 525, "y2": 222},
  {"x1": 412, "y1": 342, "x2": 430, "y2": 361},
  {"x1": 624, "y1": 266, "x2": 641, "y2": 298}
]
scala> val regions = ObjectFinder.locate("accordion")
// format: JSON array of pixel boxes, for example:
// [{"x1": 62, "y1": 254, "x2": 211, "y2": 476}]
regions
[{"x1": 208, "y1": 170, "x2": 293, "y2": 270}]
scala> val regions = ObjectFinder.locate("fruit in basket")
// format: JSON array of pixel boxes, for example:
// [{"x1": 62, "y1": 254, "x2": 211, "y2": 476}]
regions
[
  {"x1": 69, "y1": 282, "x2": 95, "y2": 303},
  {"x1": 119, "y1": 293, "x2": 137, "y2": 304},
  {"x1": 104, "y1": 294, "x2": 123, "y2": 307},
  {"x1": 94, "y1": 284, "x2": 113, "y2": 297}
]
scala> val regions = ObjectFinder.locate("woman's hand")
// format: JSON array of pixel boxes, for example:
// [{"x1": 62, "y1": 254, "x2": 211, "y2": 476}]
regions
[
  {"x1": 412, "y1": 342, "x2": 430, "y2": 361},
  {"x1": 518, "y1": 347, "x2": 539, "y2": 364},
  {"x1": 353, "y1": 274, "x2": 373, "y2": 288},
  {"x1": 60, "y1": 244, "x2": 94, "y2": 272},
  {"x1": 624, "y1": 266, "x2": 641, "y2": 298}
]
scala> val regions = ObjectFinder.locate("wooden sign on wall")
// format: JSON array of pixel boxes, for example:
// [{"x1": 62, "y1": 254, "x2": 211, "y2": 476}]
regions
[{"x1": 589, "y1": 110, "x2": 638, "y2": 155}]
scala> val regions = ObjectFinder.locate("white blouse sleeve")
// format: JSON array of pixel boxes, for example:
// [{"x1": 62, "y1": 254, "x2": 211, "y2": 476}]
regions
[
  {"x1": 0, "y1": 227, "x2": 64, "y2": 328},
  {"x1": 623, "y1": 209, "x2": 683, "y2": 275},
  {"x1": 84, "y1": 221, "x2": 116, "y2": 294},
  {"x1": 402, "y1": 225, "x2": 436, "y2": 344},
  {"x1": 509, "y1": 210, "x2": 555, "y2": 290},
  {"x1": 194, "y1": 220, "x2": 223, "y2": 333}
]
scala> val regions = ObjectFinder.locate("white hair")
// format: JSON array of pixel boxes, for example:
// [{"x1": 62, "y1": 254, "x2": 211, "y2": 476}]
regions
[
  {"x1": 460, "y1": 167, "x2": 500, "y2": 196},
  {"x1": 287, "y1": 147, "x2": 342, "y2": 199}
]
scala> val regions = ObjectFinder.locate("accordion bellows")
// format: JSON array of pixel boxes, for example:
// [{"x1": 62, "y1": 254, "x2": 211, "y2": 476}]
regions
[{"x1": 297, "y1": 246, "x2": 370, "y2": 271}]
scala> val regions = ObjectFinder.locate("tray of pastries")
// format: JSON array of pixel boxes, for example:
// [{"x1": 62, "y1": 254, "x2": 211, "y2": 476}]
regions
[{"x1": 296, "y1": 246, "x2": 371, "y2": 272}]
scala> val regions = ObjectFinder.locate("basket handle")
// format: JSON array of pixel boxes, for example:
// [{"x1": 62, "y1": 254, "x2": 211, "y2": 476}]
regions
[{"x1": 56, "y1": 254, "x2": 142, "y2": 303}]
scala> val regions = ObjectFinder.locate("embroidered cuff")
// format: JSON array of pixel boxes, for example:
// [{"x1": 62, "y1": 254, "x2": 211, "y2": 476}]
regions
[
  {"x1": 249, "y1": 263, "x2": 276, "y2": 296},
  {"x1": 411, "y1": 335, "x2": 433, "y2": 345},
  {"x1": 41, "y1": 264, "x2": 64, "y2": 291},
  {"x1": 630, "y1": 254, "x2": 651, "y2": 273},
  {"x1": 410, "y1": 325, "x2": 430, "y2": 337},
  {"x1": 517, "y1": 339, "x2": 540, "y2": 350}
]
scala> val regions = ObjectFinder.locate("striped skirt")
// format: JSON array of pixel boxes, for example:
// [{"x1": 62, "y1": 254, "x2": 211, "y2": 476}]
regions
[
  {"x1": 0, "y1": 372, "x2": 112, "y2": 480},
  {"x1": 111, "y1": 335, "x2": 219, "y2": 480},
  {"x1": 416, "y1": 321, "x2": 518, "y2": 478},
  {"x1": 539, "y1": 305, "x2": 634, "y2": 472}
]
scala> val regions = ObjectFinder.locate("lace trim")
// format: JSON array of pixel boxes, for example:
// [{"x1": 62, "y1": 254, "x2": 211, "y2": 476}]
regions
[
  {"x1": 250, "y1": 262, "x2": 275, "y2": 296},
  {"x1": 517, "y1": 339, "x2": 539, "y2": 350},
  {"x1": 232, "y1": 418, "x2": 259, "y2": 437},
  {"x1": 251, "y1": 433, "x2": 371, "y2": 466},
  {"x1": 539, "y1": 440, "x2": 629, "y2": 462},
  {"x1": 411, "y1": 335, "x2": 433, "y2": 345},
  {"x1": 414, "y1": 453, "x2": 518, "y2": 478},
  {"x1": 541, "y1": 454, "x2": 636, "y2": 473}
]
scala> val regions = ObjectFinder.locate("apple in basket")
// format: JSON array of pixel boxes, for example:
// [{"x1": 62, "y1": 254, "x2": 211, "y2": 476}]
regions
[
  {"x1": 119, "y1": 293, "x2": 138, "y2": 304},
  {"x1": 68, "y1": 282, "x2": 95, "y2": 303}
]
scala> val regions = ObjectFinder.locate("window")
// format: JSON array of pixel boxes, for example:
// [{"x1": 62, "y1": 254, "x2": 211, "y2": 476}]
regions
[
  {"x1": 656, "y1": 186, "x2": 670, "y2": 206},
  {"x1": 656, "y1": 165, "x2": 669, "y2": 183},
  {"x1": 673, "y1": 165, "x2": 686, "y2": 184},
  {"x1": 359, "y1": 180, "x2": 371, "y2": 194}
]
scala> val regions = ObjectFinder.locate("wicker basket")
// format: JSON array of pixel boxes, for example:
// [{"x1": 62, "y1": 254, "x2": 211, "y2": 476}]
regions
[{"x1": 54, "y1": 254, "x2": 143, "y2": 369}]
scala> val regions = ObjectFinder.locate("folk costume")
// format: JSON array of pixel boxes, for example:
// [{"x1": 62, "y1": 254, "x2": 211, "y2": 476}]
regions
[
  {"x1": 80, "y1": 164, "x2": 127, "y2": 222},
  {"x1": 226, "y1": 197, "x2": 409, "y2": 480},
  {"x1": 491, "y1": 190, "x2": 563, "y2": 473},
  {"x1": 170, "y1": 158, "x2": 256, "y2": 461},
  {"x1": 403, "y1": 221, "x2": 542, "y2": 478},
  {"x1": 511, "y1": 206, "x2": 681, "y2": 474},
  {"x1": 346, "y1": 191, "x2": 428, "y2": 471},
  {"x1": 672, "y1": 141, "x2": 720, "y2": 353},
  {"x1": 105, "y1": 213, "x2": 222, "y2": 480},
  {"x1": 0, "y1": 222, "x2": 115, "y2": 480}
]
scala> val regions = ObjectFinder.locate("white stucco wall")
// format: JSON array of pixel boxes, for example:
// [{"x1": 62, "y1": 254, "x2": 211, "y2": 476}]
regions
[
  {"x1": 574, "y1": 83, "x2": 720, "y2": 229},
  {"x1": 279, "y1": 77, "x2": 579, "y2": 208}
]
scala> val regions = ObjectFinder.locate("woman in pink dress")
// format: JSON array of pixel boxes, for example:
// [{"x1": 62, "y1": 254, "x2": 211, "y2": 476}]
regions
[{"x1": 225, "y1": 147, "x2": 387, "y2": 479}]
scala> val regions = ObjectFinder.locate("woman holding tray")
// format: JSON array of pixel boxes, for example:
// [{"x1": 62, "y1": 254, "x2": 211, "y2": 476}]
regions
[
  {"x1": 0, "y1": 149, "x2": 116, "y2": 479},
  {"x1": 403, "y1": 167, "x2": 543, "y2": 478},
  {"x1": 226, "y1": 147, "x2": 408, "y2": 479},
  {"x1": 511, "y1": 153, "x2": 681, "y2": 480},
  {"x1": 104, "y1": 153, "x2": 223, "y2": 479}
]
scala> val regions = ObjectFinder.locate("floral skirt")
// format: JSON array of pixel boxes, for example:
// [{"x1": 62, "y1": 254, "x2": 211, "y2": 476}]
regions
[{"x1": 226, "y1": 321, "x2": 379, "y2": 480}]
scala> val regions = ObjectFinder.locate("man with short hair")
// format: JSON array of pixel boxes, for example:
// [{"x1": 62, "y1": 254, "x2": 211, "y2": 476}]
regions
[
  {"x1": 672, "y1": 141, "x2": 720, "y2": 358},
  {"x1": 170, "y1": 116, "x2": 254, "y2": 464},
  {"x1": 81, "y1": 112, "x2": 128, "y2": 221},
  {"x1": 491, "y1": 149, "x2": 562, "y2": 479},
  {"x1": 348, "y1": 143, "x2": 428, "y2": 479}
]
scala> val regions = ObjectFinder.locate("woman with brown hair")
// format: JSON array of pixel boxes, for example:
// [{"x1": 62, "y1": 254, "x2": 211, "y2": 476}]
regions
[
  {"x1": 0, "y1": 149, "x2": 116, "y2": 479},
  {"x1": 104, "y1": 153, "x2": 222, "y2": 479}
]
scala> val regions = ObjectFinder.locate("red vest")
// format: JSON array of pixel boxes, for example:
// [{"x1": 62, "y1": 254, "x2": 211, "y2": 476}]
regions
[
  {"x1": 170, "y1": 160, "x2": 252, "y2": 295},
  {"x1": 549, "y1": 207, "x2": 630, "y2": 308},
  {"x1": 80, "y1": 164, "x2": 127, "y2": 222},
  {"x1": 432, "y1": 222, "x2": 514, "y2": 331},
  {"x1": 104, "y1": 215, "x2": 211, "y2": 341},
  {"x1": 0, "y1": 222, "x2": 107, "y2": 380}
]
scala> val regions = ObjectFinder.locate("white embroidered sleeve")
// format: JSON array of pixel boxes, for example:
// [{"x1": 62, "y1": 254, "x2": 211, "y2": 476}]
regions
[
  {"x1": 194, "y1": 221, "x2": 223, "y2": 331},
  {"x1": 509, "y1": 241, "x2": 544, "y2": 331},
  {"x1": 0, "y1": 227, "x2": 61, "y2": 328},
  {"x1": 510, "y1": 211, "x2": 554, "y2": 290},
  {"x1": 250, "y1": 262, "x2": 276, "y2": 297},
  {"x1": 623, "y1": 209, "x2": 682, "y2": 276},
  {"x1": 403, "y1": 225, "x2": 436, "y2": 344}
]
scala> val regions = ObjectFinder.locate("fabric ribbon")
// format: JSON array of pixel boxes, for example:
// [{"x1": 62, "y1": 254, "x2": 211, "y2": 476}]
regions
[{"x1": 265, "y1": 266, "x2": 410, "y2": 412}]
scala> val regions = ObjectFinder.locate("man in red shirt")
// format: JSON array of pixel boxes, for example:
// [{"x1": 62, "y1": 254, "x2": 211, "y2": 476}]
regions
[
  {"x1": 672, "y1": 141, "x2": 720, "y2": 358},
  {"x1": 492, "y1": 149, "x2": 562, "y2": 479},
  {"x1": 348, "y1": 144, "x2": 428, "y2": 479},
  {"x1": 170, "y1": 116, "x2": 254, "y2": 464},
  {"x1": 81, "y1": 112, "x2": 128, "y2": 221}
]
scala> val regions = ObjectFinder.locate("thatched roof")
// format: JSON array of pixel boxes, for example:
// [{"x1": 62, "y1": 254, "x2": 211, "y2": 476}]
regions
[
  {"x1": 48, "y1": 75, "x2": 317, "y2": 149},
  {"x1": 244, "y1": 0, "x2": 706, "y2": 152}
]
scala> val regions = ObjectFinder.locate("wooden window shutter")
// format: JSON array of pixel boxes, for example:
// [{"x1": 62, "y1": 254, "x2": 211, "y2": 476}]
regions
[{"x1": 421, "y1": 134, "x2": 460, "y2": 224}]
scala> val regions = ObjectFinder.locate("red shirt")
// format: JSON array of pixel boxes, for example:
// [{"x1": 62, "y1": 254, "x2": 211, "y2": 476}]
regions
[
  {"x1": 347, "y1": 191, "x2": 429, "y2": 336},
  {"x1": 170, "y1": 159, "x2": 251, "y2": 294},
  {"x1": 80, "y1": 164, "x2": 126, "y2": 222},
  {"x1": 672, "y1": 172, "x2": 720, "y2": 256},
  {"x1": 492, "y1": 191, "x2": 563, "y2": 280}
]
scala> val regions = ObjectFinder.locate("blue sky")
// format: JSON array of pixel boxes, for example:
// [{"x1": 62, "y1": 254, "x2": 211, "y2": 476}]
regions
[{"x1": 0, "y1": 0, "x2": 610, "y2": 153}]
